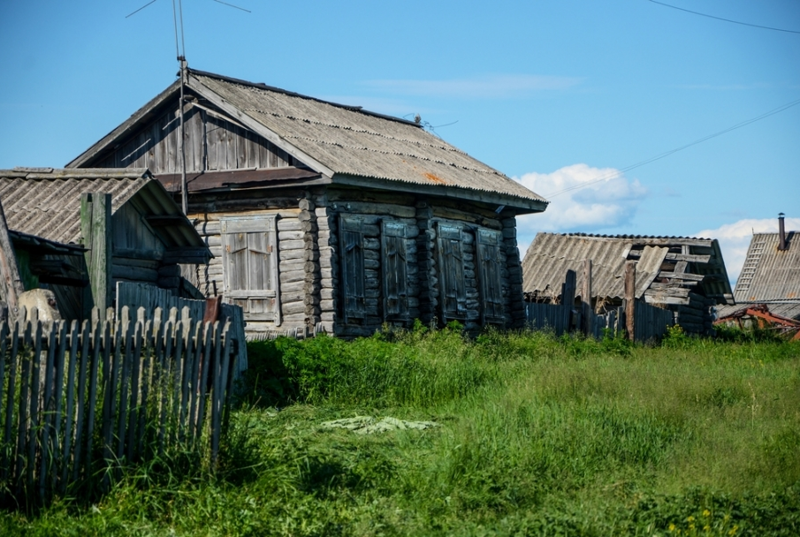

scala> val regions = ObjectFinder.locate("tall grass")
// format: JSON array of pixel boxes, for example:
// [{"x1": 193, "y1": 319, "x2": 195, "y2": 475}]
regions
[{"x1": 2, "y1": 326, "x2": 799, "y2": 535}]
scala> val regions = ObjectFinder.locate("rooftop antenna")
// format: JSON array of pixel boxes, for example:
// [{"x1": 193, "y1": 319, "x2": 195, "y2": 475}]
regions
[{"x1": 126, "y1": 0, "x2": 251, "y2": 214}]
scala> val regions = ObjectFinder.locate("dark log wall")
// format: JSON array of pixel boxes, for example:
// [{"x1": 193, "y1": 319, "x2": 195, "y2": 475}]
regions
[{"x1": 94, "y1": 105, "x2": 297, "y2": 174}]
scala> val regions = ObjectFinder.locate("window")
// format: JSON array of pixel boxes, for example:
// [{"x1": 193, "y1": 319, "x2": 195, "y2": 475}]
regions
[
  {"x1": 436, "y1": 223, "x2": 467, "y2": 321},
  {"x1": 339, "y1": 215, "x2": 366, "y2": 321},
  {"x1": 221, "y1": 215, "x2": 280, "y2": 324},
  {"x1": 476, "y1": 228, "x2": 504, "y2": 324},
  {"x1": 381, "y1": 220, "x2": 410, "y2": 321}
]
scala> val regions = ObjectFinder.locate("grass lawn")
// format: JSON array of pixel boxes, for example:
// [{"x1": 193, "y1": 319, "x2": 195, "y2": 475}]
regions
[{"x1": 2, "y1": 326, "x2": 799, "y2": 536}]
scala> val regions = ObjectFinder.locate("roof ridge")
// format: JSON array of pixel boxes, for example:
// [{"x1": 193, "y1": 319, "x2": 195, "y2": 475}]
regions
[
  {"x1": 189, "y1": 68, "x2": 423, "y2": 128},
  {"x1": 549, "y1": 232, "x2": 712, "y2": 241}
]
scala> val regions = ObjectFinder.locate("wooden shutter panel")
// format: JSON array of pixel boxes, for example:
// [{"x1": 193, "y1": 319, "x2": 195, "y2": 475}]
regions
[
  {"x1": 221, "y1": 215, "x2": 281, "y2": 325},
  {"x1": 339, "y1": 215, "x2": 366, "y2": 321},
  {"x1": 381, "y1": 220, "x2": 409, "y2": 321},
  {"x1": 437, "y1": 223, "x2": 467, "y2": 321},
  {"x1": 477, "y1": 228, "x2": 504, "y2": 324}
]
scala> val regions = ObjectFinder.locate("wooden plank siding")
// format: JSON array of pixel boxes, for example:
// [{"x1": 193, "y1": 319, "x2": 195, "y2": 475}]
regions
[{"x1": 94, "y1": 106, "x2": 297, "y2": 175}]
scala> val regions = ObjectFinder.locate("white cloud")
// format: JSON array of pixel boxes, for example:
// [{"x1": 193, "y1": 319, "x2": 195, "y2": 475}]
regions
[
  {"x1": 362, "y1": 74, "x2": 582, "y2": 99},
  {"x1": 514, "y1": 163, "x2": 648, "y2": 254},
  {"x1": 696, "y1": 217, "x2": 800, "y2": 284}
]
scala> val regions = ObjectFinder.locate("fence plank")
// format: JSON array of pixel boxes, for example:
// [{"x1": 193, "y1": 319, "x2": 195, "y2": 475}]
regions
[
  {"x1": 15, "y1": 320, "x2": 33, "y2": 487},
  {"x1": 72, "y1": 320, "x2": 92, "y2": 482},
  {"x1": 126, "y1": 321, "x2": 144, "y2": 462},
  {"x1": 0, "y1": 322, "x2": 8, "y2": 479},
  {"x1": 116, "y1": 314, "x2": 134, "y2": 461},
  {"x1": 84, "y1": 319, "x2": 104, "y2": 486},
  {"x1": 39, "y1": 322, "x2": 58, "y2": 502},
  {"x1": 51, "y1": 321, "x2": 67, "y2": 492}
]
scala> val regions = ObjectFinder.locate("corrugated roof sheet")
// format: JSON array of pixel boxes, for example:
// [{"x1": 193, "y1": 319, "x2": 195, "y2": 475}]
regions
[
  {"x1": 521, "y1": 232, "x2": 732, "y2": 302},
  {"x1": 190, "y1": 71, "x2": 546, "y2": 206},
  {"x1": 0, "y1": 168, "x2": 205, "y2": 249},
  {"x1": 521, "y1": 233, "x2": 668, "y2": 300},
  {"x1": 734, "y1": 232, "x2": 800, "y2": 302}
]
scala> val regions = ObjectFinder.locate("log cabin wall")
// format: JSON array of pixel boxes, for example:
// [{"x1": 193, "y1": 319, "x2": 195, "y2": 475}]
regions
[
  {"x1": 94, "y1": 105, "x2": 298, "y2": 174},
  {"x1": 184, "y1": 189, "x2": 310, "y2": 337}
]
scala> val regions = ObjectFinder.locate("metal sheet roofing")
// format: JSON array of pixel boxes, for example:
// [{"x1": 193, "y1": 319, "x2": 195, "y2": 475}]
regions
[
  {"x1": 189, "y1": 71, "x2": 546, "y2": 207},
  {"x1": 522, "y1": 232, "x2": 732, "y2": 302},
  {"x1": 521, "y1": 233, "x2": 668, "y2": 300},
  {"x1": 0, "y1": 168, "x2": 205, "y2": 249},
  {"x1": 734, "y1": 232, "x2": 800, "y2": 302}
]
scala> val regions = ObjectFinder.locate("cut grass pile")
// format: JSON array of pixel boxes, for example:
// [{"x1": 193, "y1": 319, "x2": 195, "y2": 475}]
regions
[{"x1": 2, "y1": 326, "x2": 799, "y2": 535}]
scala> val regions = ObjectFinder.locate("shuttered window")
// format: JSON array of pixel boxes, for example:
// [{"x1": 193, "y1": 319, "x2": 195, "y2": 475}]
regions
[
  {"x1": 381, "y1": 221, "x2": 409, "y2": 321},
  {"x1": 477, "y1": 228, "x2": 505, "y2": 324},
  {"x1": 339, "y1": 215, "x2": 366, "y2": 321},
  {"x1": 436, "y1": 223, "x2": 467, "y2": 321},
  {"x1": 221, "y1": 215, "x2": 280, "y2": 324}
]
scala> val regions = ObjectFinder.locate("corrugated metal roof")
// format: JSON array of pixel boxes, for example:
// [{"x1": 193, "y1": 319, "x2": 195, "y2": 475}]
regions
[
  {"x1": 521, "y1": 234, "x2": 667, "y2": 300},
  {"x1": 734, "y1": 232, "x2": 800, "y2": 302},
  {"x1": 0, "y1": 168, "x2": 205, "y2": 249},
  {"x1": 189, "y1": 71, "x2": 546, "y2": 206},
  {"x1": 522, "y1": 232, "x2": 732, "y2": 302}
]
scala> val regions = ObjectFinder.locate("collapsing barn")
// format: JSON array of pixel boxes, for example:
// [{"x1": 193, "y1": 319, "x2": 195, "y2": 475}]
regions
[
  {"x1": 67, "y1": 68, "x2": 548, "y2": 337},
  {"x1": 521, "y1": 233, "x2": 733, "y2": 335},
  {"x1": 0, "y1": 168, "x2": 210, "y2": 321}
]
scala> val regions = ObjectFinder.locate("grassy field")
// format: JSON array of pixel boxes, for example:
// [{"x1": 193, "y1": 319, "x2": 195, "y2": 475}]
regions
[{"x1": 2, "y1": 325, "x2": 799, "y2": 536}]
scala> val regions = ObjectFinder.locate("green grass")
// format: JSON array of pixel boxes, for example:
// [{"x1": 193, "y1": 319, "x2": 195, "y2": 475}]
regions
[{"x1": 2, "y1": 326, "x2": 799, "y2": 536}]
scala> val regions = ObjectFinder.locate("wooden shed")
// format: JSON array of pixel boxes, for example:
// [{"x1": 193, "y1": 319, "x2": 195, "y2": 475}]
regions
[
  {"x1": 67, "y1": 68, "x2": 547, "y2": 337},
  {"x1": 716, "y1": 214, "x2": 800, "y2": 322},
  {"x1": 521, "y1": 233, "x2": 734, "y2": 335},
  {"x1": 0, "y1": 168, "x2": 210, "y2": 321}
]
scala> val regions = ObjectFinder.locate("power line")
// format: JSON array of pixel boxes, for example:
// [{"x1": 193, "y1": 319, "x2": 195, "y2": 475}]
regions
[
  {"x1": 126, "y1": 0, "x2": 159, "y2": 19},
  {"x1": 649, "y1": 0, "x2": 800, "y2": 35},
  {"x1": 545, "y1": 96, "x2": 800, "y2": 198}
]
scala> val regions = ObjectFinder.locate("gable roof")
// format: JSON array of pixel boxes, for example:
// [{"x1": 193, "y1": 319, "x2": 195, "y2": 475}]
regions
[
  {"x1": 522, "y1": 233, "x2": 733, "y2": 305},
  {"x1": 0, "y1": 168, "x2": 207, "y2": 254},
  {"x1": 67, "y1": 69, "x2": 548, "y2": 212},
  {"x1": 734, "y1": 231, "x2": 800, "y2": 302}
]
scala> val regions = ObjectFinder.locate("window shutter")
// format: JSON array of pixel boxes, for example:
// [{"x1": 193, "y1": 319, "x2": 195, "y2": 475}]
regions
[
  {"x1": 477, "y1": 228, "x2": 504, "y2": 324},
  {"x1": 436, "y1": 223, "x2": 467, "y2": 321},
  {"x1": 221, "y1": 215, "x2": 281, "y2": 325},
  {"x1": 381, "y1": 220, "x2": 409, "y2": 321},
  {"x1": 339, "y1": 215, "x2": 366, "y2": 321}
]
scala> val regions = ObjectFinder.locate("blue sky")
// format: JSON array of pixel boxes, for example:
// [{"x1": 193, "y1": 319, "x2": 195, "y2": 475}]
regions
[{"x1": 1, "y1": 0, "x2": 798, "y2": 281}]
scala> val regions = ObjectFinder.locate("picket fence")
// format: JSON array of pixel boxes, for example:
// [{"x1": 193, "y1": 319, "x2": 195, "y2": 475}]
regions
[{"x1": 0, "y1": 305, "x2": 237, "y2": 506}]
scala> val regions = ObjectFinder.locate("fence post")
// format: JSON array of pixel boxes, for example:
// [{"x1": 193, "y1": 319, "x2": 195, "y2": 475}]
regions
[
  {"x1": 625, "y1": 260, "x2": 636, "y2": 342},
  {"x1": 562, "y1": 269, "x2": 576, "y2": 334},
  {"x1": 81, "y1": 193, "x2": 112, "y2": 321},
  {"x1": 581, "y1": 260, "x2": 593, "y2": 337}
]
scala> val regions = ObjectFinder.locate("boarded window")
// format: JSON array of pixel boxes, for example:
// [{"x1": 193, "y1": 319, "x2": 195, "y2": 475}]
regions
[
  {"x1": 381, "y1": 221, "x2": 409, "y2": 320},
  {"x1": 436, "y1": 223, "x2": 467, "y2": 321},
  {"x1": 477, "y1": 228, "x2": 505, "y2": 324},
  {"x1": 339, "y1": 215, "x2": 366, "y2": 321},
  {"x1": 221, "y1": 215, "x2": 280, "y2": 324}
]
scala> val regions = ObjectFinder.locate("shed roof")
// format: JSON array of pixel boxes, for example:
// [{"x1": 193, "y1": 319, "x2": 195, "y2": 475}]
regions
[
  {"x1": 0, "y1": 168, "x2": 207, "y2": 253},
  {"x1": 67, "y1": 69, "x2": 547, "y2": 212},
  {"x1": 734, "y1": 232, "x2": 800, "y2": 302},
  {"x1": 522, "y1": 233, "x2": 732, "y2": 304}
]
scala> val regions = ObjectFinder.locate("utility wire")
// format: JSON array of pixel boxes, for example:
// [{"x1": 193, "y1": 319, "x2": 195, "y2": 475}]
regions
[
  {"x1": 545, "y1": 96, "x2": 800, "y2": 198},
  {"x1": 649, "y1": 0, "x2": 800, "y2": 35},
  {"x1": 213, "y1": 0, "x2": 251, "y2": 13},
  {"x1": 126, "y1": 0, "x2": 159, "y2": 19}
]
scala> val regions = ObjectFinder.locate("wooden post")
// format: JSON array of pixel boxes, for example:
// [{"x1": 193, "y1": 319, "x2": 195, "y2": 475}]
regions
[
  {"x1": 624, "y1": 260, "x2": 636, "y2": 341},
  {"x1": 81, "y1": 193, "x2": 112, "y2": 321},
  {"x1": 0, "y1": 200, "x2": 24, "y2": 316},
  {"x1": 581, "y1": 259, "x2": 593, "y2": 337},
  {"x1": 562, "y1": 269, "x2": 576, "y2": 333}
]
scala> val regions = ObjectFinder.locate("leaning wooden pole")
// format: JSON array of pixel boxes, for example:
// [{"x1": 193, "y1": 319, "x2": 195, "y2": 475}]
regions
[
  {"x1": 0, "y1": 200, "x2": 24, "y2": 317},
  {"x1": 624, "y1": 260, "x2": 636, "y2": 342}
]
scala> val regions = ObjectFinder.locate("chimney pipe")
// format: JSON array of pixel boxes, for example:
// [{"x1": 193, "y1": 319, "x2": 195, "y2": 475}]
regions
[{"x1": 778, "y1": 212, "x2": 787, "y2": 251}]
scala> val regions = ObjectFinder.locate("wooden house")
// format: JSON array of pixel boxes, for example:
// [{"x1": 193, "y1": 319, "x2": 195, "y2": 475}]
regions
[
  {"x1": 0, "y1": 168, "x2": 210, "y2": 321},
  {"x1": 67, "y1": 69, "x2": 548, "y2": 337},
  {"x1": 521, "y1": 233, "x2": 733, "y2": 335},
  {"x1": 716, "y1": 214, "x2": 800, "y2": 322}
]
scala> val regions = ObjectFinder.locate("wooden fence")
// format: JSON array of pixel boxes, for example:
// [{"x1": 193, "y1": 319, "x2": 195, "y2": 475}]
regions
[
  {"x1": 0, "y1": 305, "x2": 237, "y2": 506},
  {"x1": 525, "y1": 298, "x2": 674, "y2": 342},
  {"x1": 117, "y1": 281, "x2": 248, "y2": 383}
]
